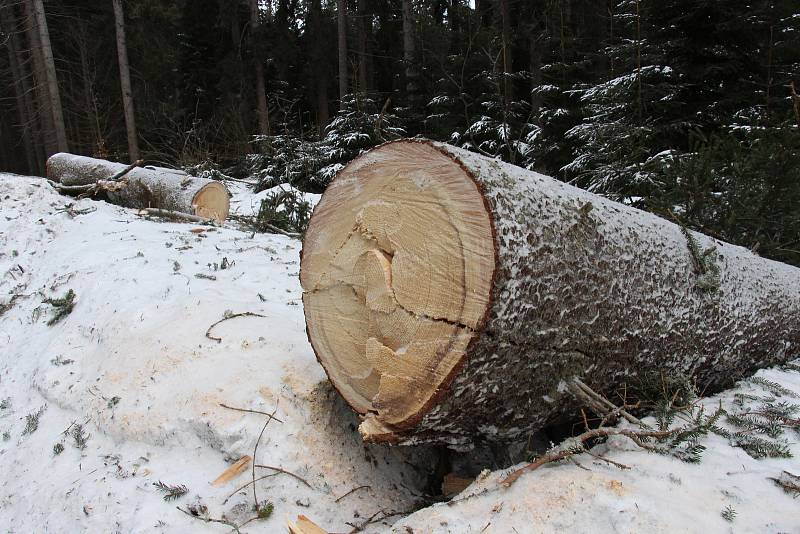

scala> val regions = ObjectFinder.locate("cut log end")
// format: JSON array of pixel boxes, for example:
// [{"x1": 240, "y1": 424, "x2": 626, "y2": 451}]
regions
[
  {"x1": 192, "y1": 181, "x2": 230, "y2": 222},
  {"x1": 301, "y1": 141, "x2": 496, "y2": 438}
]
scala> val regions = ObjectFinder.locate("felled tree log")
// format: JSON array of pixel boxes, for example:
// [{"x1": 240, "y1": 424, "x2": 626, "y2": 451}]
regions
[
  {"x1": 300, "y1": 139, "x2": 800, "y2": 449},
  {"x1": 46, "y1": 153, "x2": 230, "y2": 222}
]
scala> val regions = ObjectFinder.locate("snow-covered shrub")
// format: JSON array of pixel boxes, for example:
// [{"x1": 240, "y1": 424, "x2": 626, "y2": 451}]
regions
[
  {"x1": 255, "y1": 188, "x2": 312, "y2": 234},
  {"x1": 251, "y1": 93, "x2": 406, "y2": 193}
]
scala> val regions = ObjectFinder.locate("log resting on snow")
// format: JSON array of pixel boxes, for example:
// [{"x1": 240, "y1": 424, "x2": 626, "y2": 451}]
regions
[
  {"x1": 46, "y1": 153, "x2": 230, "y2": 222},
  {"x1": 300, "y1": 139, "x2": 800, "y2": 449}
]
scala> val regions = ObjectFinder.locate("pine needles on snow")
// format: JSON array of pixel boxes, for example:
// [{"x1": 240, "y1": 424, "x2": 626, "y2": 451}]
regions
[
  {"x1": 153, "y1": 481, "x2": 189, "y2": 501},
  {"x1": 769, "y1": 471, "x2": 800, "y2": 497},
  {"x1": 42, "y1": 289, "x2": 76, "y2": 326}
]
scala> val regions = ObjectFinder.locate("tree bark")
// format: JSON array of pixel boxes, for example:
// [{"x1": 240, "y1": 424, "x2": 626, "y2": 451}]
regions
[
  {"x1": 46, "y1": 153, "x2": 230, "y2": 222},
  {"x1": 111, "y1": 0, "x2": 140, "y2": 161},
  {"x1": 1, "y1": 2, "x2": 38, "y2": 175},
  {"x1": 336, "y1": 0, "x2": 348, "y2": 100},
  {"x1": 401, "y1": 0, "x2": 416, "y2": 98},
  {"x1": 309, "y1": 0, "x2": 329, "y2": 133},
  {"x1": 499, "y1": 0, "x2": 512, "y2": 103},
  {"x1": 30, "y1": 0, "x2": 67, "y2": 153},
  {"x1": 355, "y1": 0, "x2": 368, "y2": 92},
  {"x1": 301, "y1": 139, "x2": 800, "y2": 449},
  {"x1": 249, "y1": 0, "x2": 270, "y2": 136},
  {"x1": 22, "y1": 0, "x2": 55, "y2": 158}
]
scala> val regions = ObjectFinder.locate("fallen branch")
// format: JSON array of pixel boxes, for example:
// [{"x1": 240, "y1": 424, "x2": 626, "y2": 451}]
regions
[
  {"x1": 346, "y1": 509, "x2": 409, "y2": 533},
  {"x1": 570, "y1": 378, "x2": 647, "y2": 427},
  {"x1": 500, "y1": 426, "x2": 678, "y2": 487},
  {"x1": 251, "y1": 404, "x2": 279, "y2": 512},
  {"x1": 177, "y1": 506, "x2": 239, "y2": 531},
  {"x1": 219, "y1": 403, "x2": 284, "y2": 423},
  {"x1": 228, "y1": 214, "x2": 301, "y2": 238},
  {"x1": 254, "y1": 464, "x2": 314, "y2": 489},
  {"x1": 50, "y1": 179, "x2": 125, "y2": 196},
  {"x1": 222, "y1": 473, "x2": 280, "y2": 505},
  {"x1": 108, "y1": 159, "x2": 145, "y2": 181},
  {"x1": 205, "y1": 311, "x2": 266, "y2": 343},
  {"x1": 334, "y1": 485, "x2": 371, "y2": 503},
  {"x1": 49, "y1": 160, "x2": 144, "y2": 198},
  {"x1": 138, "y1": 208, "x2": 217, "y2": 225}
]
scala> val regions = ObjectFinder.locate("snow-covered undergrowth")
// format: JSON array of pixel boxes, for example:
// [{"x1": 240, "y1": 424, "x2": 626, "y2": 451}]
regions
[
  {"x1": 1, "y1": 173, "x2": 798, "y2": 533},
  {"x1": 227, "y1": 181, "x2": 321, "y2": 219}
]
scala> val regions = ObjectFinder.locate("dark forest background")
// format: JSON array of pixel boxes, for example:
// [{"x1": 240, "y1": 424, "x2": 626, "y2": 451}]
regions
[{"x1": 1, "y1": 0, "x2": 799, "y2": 265}]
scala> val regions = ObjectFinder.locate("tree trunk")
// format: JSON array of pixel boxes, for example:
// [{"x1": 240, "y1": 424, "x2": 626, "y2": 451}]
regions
[
  {"x1": 23, "y1": 0, "x2": 55, "y2": 158},
  {"x1": 111, "y1": 0, "x2": 140, "y2": 161},
  {"x1": 355, "y1": 0, "x2": 368, "y2": 92},
  {"x1": 336, "y1": 0, "x2": 348, "y2": 100},
  {"x1": 1, "y1": 2, "x2": 38, "y2": 175},
  {"x1": 499, "y1": 0, "x2": 512, "y2": 103},
  {"x1": 30, "y1": 0, "x2": 67, "y2": 153},
  {"x1": 401, "y1": 0, "x2": 416, "y2": 98},
  {"x1": 249, "y1": 0, "x2": 270, "y2": 136},
  {"x1": 309, "y1": 0, "x2": 329, "y2": 133},
  {"x1": 529, "y1": 25, "x2": 542, "y2": 115},
  {"x1": 300, "y1": 139, "x2": 800, "y2": 449},
  {"x1": 46, "y1": 153, "x2": 230, "y2": 222}
]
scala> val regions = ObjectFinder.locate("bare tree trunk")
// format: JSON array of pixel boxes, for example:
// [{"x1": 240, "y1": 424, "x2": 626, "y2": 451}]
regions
[
  {"x1": 111, "y1": 0, "x2": 140, "y2": 161},
  {"x1": 22, "y1": 0, "x2": 55, "y2": 157},
  {"x1": 529, "y1": 27, "x2": 542, "y2": 115},
  {"x1": 1, "y1": 2, "x2": 38, "y2": 174},
  {"x1": 301, "y1": 139, "x2": 800, "y2": 448},
  {"x1": 337, "y1": 0, "x2": 348, "y2": 100},
  {"x1": 74, "y1": 20, "x2": 106, "y2": 157},
  {"x1": 30, "y1": 0, "x2": 67, "y2": 153},
  {"x1": 401, "y1": 0, "x2": 416, "y2": 98},
  {"x1": 249, "y1": 0, "x2": 270, "y2": 136},
  {"x1": 499, "y1": 0, "x2": 512, "y2": 104},
  {"x1": 356, "y1": 0, "x2": 368, "y2": 92},
  {"x1": 309, "y1": 0, "x2": 329, "y2": 134}
]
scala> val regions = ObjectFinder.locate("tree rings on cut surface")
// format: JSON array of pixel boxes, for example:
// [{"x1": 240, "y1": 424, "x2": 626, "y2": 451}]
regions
[{"x1": 301, "y1": 141, "x2": 495, "y2": 439}]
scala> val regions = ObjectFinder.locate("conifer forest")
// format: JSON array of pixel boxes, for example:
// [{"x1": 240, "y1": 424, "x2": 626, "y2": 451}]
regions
[{"x1": 2, "y1": 0, "x2": 799, "y2": 264}]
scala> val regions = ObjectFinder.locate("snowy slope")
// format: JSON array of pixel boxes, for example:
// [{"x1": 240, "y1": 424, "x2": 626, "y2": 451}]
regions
[
  {"x1": 0, "y1": 173, "x2": 798, "y2": 533},
  {"x1": 0, "y1": 175, "x2": 429, "y2": 533}
]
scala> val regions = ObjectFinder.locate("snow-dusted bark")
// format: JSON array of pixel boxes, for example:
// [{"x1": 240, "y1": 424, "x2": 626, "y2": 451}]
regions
[
  {"x1": 301, "y1": 139, "x2": 800, "y2": 449},
  {"x1": 46, "y1": 153, "x2": 230, "y2": 222}
]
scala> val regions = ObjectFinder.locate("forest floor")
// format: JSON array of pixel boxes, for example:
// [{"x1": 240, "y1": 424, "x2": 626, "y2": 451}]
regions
[{"x1": 0, "y1": 173, "x2": 798, "y2": 533}]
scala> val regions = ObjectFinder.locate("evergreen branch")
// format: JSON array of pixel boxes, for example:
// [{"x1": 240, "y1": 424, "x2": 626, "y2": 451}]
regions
[
  {"x1": 42, "y1": 289, "x2": 76, "y2": 326},
  {"x1": 153, "y1": 480, "x2": 188, "y2": 501},
  {"x1": 747, "y1": 376, "x2": 799, "y2": 398},
  {"x1": 769, "y1": 471, "x2": 800, "y2": 497}
]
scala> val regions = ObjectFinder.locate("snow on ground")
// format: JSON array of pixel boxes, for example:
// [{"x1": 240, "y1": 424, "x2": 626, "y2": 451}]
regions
[
  {"x1": 0, "y1": 174, "x2": 430, "y2": 533},
  {"x1": 396, "y1": 364, "x2": 800, "y2": 533},
  {"x1": 0, "y1": 173, "x2": 798, "y2": 533}
]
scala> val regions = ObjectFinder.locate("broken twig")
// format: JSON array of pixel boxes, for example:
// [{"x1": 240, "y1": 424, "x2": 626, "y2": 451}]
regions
[
  {"x1": 139, "y1": 208, "x2": 216, "y2": 225},
  {"x1": 334, "y1": 485, "x2": 371, "y2": 503},
  {"x1": 205, "y1": 311, "x2": 266, "y2": 343},
  {"x1": 218, "y1": 403, "x2": 284, "y2": 423},
  {"x1": 255, "y1": 464, "x2": 314, "y2": 489}
]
